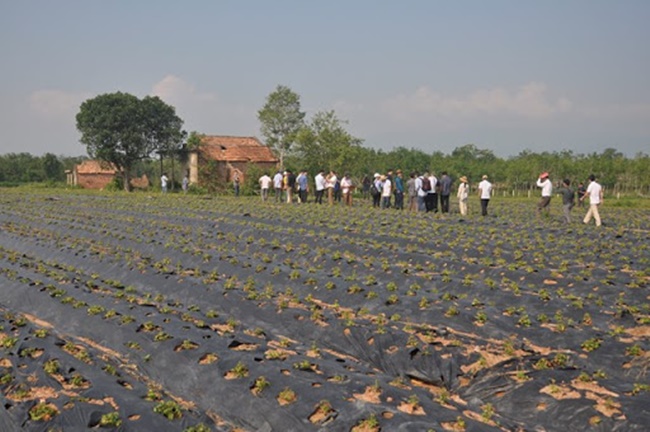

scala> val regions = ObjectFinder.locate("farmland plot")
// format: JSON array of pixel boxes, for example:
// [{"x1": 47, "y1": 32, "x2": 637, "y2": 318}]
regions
[{"x1": 0, "y1": 190, "x2": 648, "y2": 431}]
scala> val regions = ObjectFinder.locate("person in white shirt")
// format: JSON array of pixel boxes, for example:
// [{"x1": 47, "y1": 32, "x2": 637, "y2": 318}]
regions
[
  {"x1": 259, "y1": 173, "x2": 272, "y2": 202},
  {"x1": 457, "y1": 176, "x2": 469, "y2": 216},
  {"x1": 381, "y1": 175, "x2": 392, "y2": 209},
  {"x1": 415, "y1": 173, "x2": 427, "y2": 212},
  {"x1": 326, "y1": 171, "x2": 337, "y2": 205},
  {"x1": 536, "y1": 172, "x2": 553, "y2": 217},
  {"x1": 478, "y1": 175, "x2": 492, "y2": 216},
  {"x1": 426, "y1": 173, "x2": 438, "y2": 213},
  {"x1": 341, "y1": 173, "x2": 353, "y2": 206},
  {"x1": 581, "y1": 174, "x2": 603, "y2": 226},
  {"x1": 273, "y1": 171, "x2": 283, "y2": 203},
  {"x1": 161, "y1": 173, "x2": 169, "y2": 193},
  {"x1": 314, "y1": 170, "x2": 326, "y2": 204}
]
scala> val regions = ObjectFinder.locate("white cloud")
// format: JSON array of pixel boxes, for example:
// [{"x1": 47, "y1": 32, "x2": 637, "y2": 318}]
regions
[
  {"x1": 152, "y1": 75, "x2": 216, "y2": 105},
  {"x1": 29, "y1": 90, "x2": 91, "y2": 119},
  {"x1": 380, "y1": 82, "x2": 572, "y2": 122},
  {"x1": 151, "y1": 75, "x2": 257, "y2": 136}
]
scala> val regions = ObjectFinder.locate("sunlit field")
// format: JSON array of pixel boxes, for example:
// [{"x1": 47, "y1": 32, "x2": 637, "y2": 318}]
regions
[{"x1": 1, "y1": 188, "x2": 648, "y2": 431}]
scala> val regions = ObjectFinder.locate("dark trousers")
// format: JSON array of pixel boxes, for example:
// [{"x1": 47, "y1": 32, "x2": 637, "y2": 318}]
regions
[
  {"x1": 394, "y1": 191, "x2": 404, "y2": 209},
  {"x1": 425, "y1": 193, "x2": 438, "y2": 212},
  {"x1": 315, "y1": 189, "x2": 324, "y2": 204},
  {"x1": 275, "y1": 188, "x2": 282, "y2": 202},
  {"x1": 481, "y1": 199, "x2": 490, "y2": 216},
  {"x1": 440, "y1": 194, "x2": 450, "y2": 213},
  {"x1": 299, "y1": 189, "x2": 308, "y2": 203},
  {"x1": 372, "y1": 194, "x2": 381, "y2": 207}
]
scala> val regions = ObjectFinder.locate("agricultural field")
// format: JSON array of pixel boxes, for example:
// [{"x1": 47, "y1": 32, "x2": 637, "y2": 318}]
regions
[{"x1": 0, "y1": 188, "x2": 648, "y2": 431}]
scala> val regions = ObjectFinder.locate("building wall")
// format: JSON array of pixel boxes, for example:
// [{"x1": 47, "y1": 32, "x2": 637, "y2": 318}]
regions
[{"x1": 77, "y1": 173, "x2": 115, "y2": 190}]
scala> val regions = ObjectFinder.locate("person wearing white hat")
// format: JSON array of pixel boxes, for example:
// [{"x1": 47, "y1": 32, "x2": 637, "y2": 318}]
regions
[{"x1": 478, "y1": 175, "x2": 492, "y2": 216}]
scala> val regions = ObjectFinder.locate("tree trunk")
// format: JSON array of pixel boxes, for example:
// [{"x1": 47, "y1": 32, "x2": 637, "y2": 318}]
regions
[{"x1": 122, "y1": 170, "x2": 132, "y2": 192}]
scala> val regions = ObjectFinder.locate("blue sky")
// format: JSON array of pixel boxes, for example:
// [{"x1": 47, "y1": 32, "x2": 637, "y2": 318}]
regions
[{"x1": 1, "y1": 0, "x2": 649, "y2": 157}]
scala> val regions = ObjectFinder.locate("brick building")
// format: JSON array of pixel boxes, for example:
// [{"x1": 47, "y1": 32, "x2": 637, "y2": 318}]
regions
[{"x1": 188, "y1": 136, "x2": 278, "y2": 188}]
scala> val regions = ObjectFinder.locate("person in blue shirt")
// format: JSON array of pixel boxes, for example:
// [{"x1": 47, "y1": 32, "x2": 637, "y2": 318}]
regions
[{"x1": 394, "y1": 169, "x2": 405, "y2": 210}]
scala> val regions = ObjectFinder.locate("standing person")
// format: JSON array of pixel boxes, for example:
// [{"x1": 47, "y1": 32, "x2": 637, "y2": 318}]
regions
[
  {"x1": 326, "y1": 171, "x2": 337, "y2": 205},
  {"x1": 381, "y1": 175, "x2": 392, "y2": 209},
  {"x1": 334, "y1": 176, "x2": 342, "y2": 203},
  {"x1": 457, "y1": 176, "x2": 469, "y2": 216},
  {"x1": 161, "y1": 173, "x2": 169, "y2": 194},
  {"x1": 556, "y1": 179, "x2": 575, "y2": 224},
  {"x1": 341, "y1": 173, "x2": 353, "y2": 206},
  {"x1": 297, "y1": 170, "x2": 309, "y2": 203},
  {"x1": 581, "y1": 174, "x2": 603, "y2": 226},
  {"x1": 425, "y1": 172, "x2": 438, "y2": 213},
  {"x1": 371, "y1": 173, "x2": 382, "y2": 208},
  {"x1": 394, "y1": 169, "x2": 404, "y2": 210},
  {"x1": 536, "y1": 172, "x2": 552, "y2": 217},
  {"x1": 182, "y1": 172, "x2": 189, "y2": 194},
  {"x1": 407, "y1": 172, "x2": 417, "y2": 212},
  {"x1": 416, "y1": 172, "x2": 427, "y2": 212},
  {"x1": 233, "y1": 172, "x2": 240, "y2": 197},
  {"x1": 577, "y1": 182, "x2": 587, "y2": 208},
  {"x1": 439, "y1": 171, "x2": 453, "y2": 213},
  {"x1": 385, "y1": 170, "x2": 394, "y2": 208},
  {"x1": 478, "y1": 175, "x2": 492, "y2": 216},
  {"x1": 285, "y1": 170, "x2": 296, "y2": 203},
  {"x1": 259, "y1": 172, "x2": 272, "y2": 202},
  {"x1": 361, "y1": 175, "x2": 371, "y2": 199},
  {"x1": 273, "y1": 170, "x2": 283, "y2": 203},
  {"x1": 314, "y1": 170, "x2": 326, "y2": 204}
]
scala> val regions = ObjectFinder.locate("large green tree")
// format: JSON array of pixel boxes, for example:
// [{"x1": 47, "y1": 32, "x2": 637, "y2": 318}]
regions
[
  {"x1": 76, "y1": 92, "x2": 184, "y2": 191},
  {"x1": 257, "y1": 85, "x2": 305, "y2": 169},
  {"x1": 293, "y1": 110, "x2": 363, "y2": 175}
]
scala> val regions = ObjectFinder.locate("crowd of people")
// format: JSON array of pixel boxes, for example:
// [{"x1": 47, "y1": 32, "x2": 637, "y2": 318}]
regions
[{"x1": 255, "y1": 169, "x2": 604, "y2": 226}]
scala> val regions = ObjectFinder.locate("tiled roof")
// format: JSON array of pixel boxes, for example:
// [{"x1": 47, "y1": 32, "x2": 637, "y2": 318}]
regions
[
  {"x1": 75, "y1": 160, "x2": 117, "y2": 174},
  {"x1": 198, "y1": 135, "x2": 279, "y2": 163}
]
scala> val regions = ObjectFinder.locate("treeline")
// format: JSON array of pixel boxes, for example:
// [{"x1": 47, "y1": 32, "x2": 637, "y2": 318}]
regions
[
  {"x1": 0, "y1": 153, "x2": 85, "y2": 186},
  {"x1": 1, "y1": 145, "x2": 648, "y2": 196},
  {"x1": 285, "y1": 144, "x2": 650, "y2": 195}
]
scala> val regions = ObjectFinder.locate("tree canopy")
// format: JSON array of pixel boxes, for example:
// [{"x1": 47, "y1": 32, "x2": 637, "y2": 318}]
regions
[
  {"x1": 76, "y1": 92, "x2": 184, "y2": 190},
  {"x1": 257, "y1": 85, "x2": 306, "y2": 169}
]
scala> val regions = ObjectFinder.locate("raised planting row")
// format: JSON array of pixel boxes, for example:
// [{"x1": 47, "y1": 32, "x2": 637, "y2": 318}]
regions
[{"x1": 0, "y1": 189, "x2": 648, "y2": 431}]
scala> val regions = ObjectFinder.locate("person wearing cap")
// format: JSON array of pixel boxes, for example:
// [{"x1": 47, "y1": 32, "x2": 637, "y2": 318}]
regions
[
  {"x1": 536, "y1": 172, "x2": 553, "y2": 217},
  {"x1": 457, "y1": 176, "x2": 469, "y2": 216},
  {"x1": 478, "y1": 175, "x2": 492, "y2": 216},
  {"x1": 581, "y1": 174, "x2": 603, "y2": 226}
]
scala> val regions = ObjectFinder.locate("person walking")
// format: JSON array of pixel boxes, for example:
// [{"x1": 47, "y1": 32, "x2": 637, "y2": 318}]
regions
[
  {"x1": 457, "y1": 176, "x2": 469, "y2": 216},
  {"x1": 556, "y1": 179, "x2": 575, "y2": 224},
  {"x1": 581, "y1": 174, "x2": 603, "y2": 226},
  {"x1": 536, "y1": 172, "x2": 552, "y2": 217},
  {"x1": 439, "y1": 171, "x2": 453, "y2": 213},
  {"x1": 478, "y1": 175, "x2": 492, "y2": 216}
]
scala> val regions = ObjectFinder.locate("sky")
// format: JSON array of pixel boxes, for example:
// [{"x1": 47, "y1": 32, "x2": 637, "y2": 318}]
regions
[{"x1": 1, "y1": 0, "x2": 649, "y2": 158}]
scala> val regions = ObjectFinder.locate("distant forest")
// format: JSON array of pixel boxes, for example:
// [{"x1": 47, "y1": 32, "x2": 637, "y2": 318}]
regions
[{"x1": 1, "y1": 145, "x2": 648, "y2": 195}]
